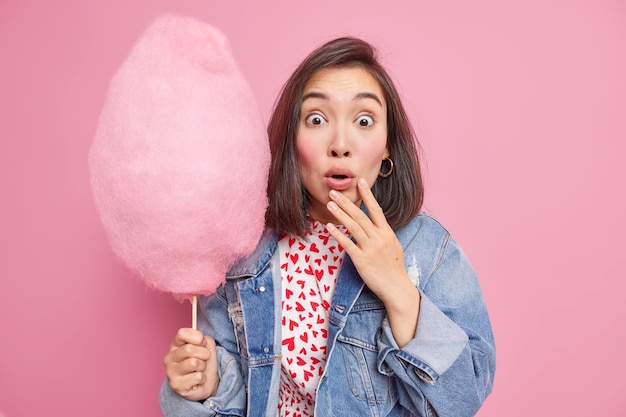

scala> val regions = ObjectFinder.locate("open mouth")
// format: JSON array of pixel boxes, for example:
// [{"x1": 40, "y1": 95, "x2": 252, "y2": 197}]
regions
[{"x1": 326, "y1": 174, "x2": 353, "y2": 191}]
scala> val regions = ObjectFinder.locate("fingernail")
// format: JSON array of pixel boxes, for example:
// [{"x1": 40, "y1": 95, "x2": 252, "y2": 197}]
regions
[
  {"x1": 358, "y1": 178, "x2": 368, "y2": 188},
  {"x1": 327, "y1": 201, "x2": 338, "y2": 211},
  {"x1": 326, "y1": 223, "x2": 336, "y2": 231},
  {"x1": 329, "y1": 190, "x2": 339, "y2": 199}
]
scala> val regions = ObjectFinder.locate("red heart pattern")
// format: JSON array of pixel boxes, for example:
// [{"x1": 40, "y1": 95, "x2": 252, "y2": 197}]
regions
[{"x1": 277, "y1": 219, "x2": 348, "y2": 416}]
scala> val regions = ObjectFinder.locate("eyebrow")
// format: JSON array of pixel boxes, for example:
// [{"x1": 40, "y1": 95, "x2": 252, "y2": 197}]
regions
[
  {"x1": 353, "y1": 92, "x2": 383, "y2": 107},
  {"x1": 302, "y1": 91, "x2": 383, "y2": 107}
]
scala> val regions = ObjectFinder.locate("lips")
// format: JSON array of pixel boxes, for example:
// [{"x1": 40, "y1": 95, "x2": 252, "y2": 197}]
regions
[{"x1": 324, "y1": 168, "x2": 354, "y2": 191}]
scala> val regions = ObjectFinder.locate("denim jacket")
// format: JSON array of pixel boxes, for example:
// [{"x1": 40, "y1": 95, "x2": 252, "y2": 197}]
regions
[{"x1": 160, "y1": 213, "x2": 496, "y2": 417}]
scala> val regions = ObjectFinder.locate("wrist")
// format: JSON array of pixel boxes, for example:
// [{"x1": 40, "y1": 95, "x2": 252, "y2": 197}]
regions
[{"x1": 383, "y1": 281, "x2": 421, "y2": 348}]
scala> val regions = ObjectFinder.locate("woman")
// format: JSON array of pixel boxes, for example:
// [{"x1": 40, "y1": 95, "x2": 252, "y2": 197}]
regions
[{"x1": 161, "y1": 36, "x2": 495, "y2": 417}]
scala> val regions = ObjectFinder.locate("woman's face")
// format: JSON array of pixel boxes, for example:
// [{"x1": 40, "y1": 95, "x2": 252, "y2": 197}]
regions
[{"x1": 297, "y1": 66, "x2": 389, "y2": 224}]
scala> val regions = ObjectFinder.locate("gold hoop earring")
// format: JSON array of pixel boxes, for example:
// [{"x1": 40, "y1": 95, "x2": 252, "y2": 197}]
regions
[{"x1": 379, "y1": 157, "x2": 394, "y2": 178}]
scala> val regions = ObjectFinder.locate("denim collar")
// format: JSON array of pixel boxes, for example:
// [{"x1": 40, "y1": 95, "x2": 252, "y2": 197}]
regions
[{"x1": 225, "y1": 228, "x2": 278, "y2": 279}]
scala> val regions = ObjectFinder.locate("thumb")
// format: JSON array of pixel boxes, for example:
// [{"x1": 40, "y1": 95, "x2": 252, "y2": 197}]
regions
[{"x1": 204, "y1": 336, "x2": 220, "y2": 397}]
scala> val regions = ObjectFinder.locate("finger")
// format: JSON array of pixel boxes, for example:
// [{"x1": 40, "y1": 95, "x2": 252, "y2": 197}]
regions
[
  {"x1": 325, "y1": 221, "x2": 355, "y2": 253},
  {"x1": 327, "y1": 190, "x2": 372, "y2": 242},
  {"x1": 173, "y1": 335, "x2": 216, "y2": 366},
  {"x1": 199, "y1": 336, "x2": 218, "y2": 372},
  {"x1": 356, "y1": 178, "x2": 387, "y2": 228},
  {"x1": 205, "y1": 336, "x2": 219, "y2": 379},
  {"x1": 189, "y1": 338, "x2": 218, "y2": 396},
  {"x1": 169, "y1": 343, "x2": 212, "y2": 363},
  {"x1": 171, "y1": 328, "x2": 206, "y2": 349},
  {"x1": 204, "y1": 335, "x2": 217, "y2": 351},
  {"x1": 176, "y1": 356, "x2": 209, "y2": 374},
  {"x1": 188, "y1": 370, "x2": 207, "y2": 394},
  {"x1": 165, "y1": 352, "x2": 210, "y2": 392},
  {"x1": 325, "y1": 200, "x2": 362, "y2": 248},
  {"x1": 328, "y1": 189, "x2": 370, "y2": 224},
  {"x1": 170, "y1": 370, "x2": 206, "y2": 395}
]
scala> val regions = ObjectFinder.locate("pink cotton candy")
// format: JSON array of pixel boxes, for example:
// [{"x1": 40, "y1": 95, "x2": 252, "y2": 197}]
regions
[{"x1": 89, "y1": 14, "x2": 270, "y2": 301}]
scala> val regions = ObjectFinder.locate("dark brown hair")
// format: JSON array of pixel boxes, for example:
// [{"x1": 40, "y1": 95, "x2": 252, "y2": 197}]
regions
[{"x1": 265, "y1": 37, "x2": 424, "y2": 236}]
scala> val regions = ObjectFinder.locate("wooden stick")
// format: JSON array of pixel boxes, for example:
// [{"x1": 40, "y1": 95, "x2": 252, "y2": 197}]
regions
[
  {"x1": 192, "y1": 294, "x2": 198, "y2": 330},
  {"x1": 191, "y1": 294, "x2": 199, "y2": 391}
]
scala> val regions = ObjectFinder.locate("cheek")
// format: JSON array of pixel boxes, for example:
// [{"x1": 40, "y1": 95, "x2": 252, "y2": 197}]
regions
[
  {"x1": 360, "y1": 137, "x2": 388, "y2": 164},
  {"x1": 365, "y1": 143, "x2": 387, "y2": 159},
  {"x1": 296, "y1": 135, "x2": 319, "y2": 170},
  {"x1": 359, "y1": 138, "x2": 388, "y2": 181}
]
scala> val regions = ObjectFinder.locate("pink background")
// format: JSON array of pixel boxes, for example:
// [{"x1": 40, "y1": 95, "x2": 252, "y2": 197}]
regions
[{"x1": 1, "y1": 0, "x2": 625, "y2": 416}]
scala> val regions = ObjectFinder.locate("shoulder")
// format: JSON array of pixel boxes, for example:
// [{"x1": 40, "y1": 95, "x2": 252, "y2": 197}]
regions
[
  {"x1": 225, "y1": 227, "x2": 278, "y2": 278},
  {"x1": 398, "y1": 213, "x2": 468, "y2": 282},
  {"x1": 397, "y1": 212, "x2": 453, "y2": 246}
]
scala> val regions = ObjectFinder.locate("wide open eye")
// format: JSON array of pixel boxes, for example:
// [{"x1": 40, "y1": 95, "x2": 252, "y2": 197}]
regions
[
  {"x1": 356, "y1": 115, "x2": 374, "y2": 127},
  {"x1": 305, "y1": 113, "x2": 327, "y2": 126}
]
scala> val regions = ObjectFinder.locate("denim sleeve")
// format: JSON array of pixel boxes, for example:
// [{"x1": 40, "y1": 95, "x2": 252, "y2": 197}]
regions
[
  {"x1": 377, "y1": 237, "x2": 496, "y2": 417},
  {"x1": 159, "y1": 288, "x2": 247, "y2": 417}
]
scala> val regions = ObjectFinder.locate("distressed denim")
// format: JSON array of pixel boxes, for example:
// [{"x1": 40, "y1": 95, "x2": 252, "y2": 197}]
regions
[{"x1": 160, "y1": 213, "x2": 496, "y2": 417}]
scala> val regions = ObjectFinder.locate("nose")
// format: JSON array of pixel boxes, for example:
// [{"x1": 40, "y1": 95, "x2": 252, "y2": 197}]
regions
[{"x1": 329, "y1": 125, "x2": 351, "y2": 158}]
